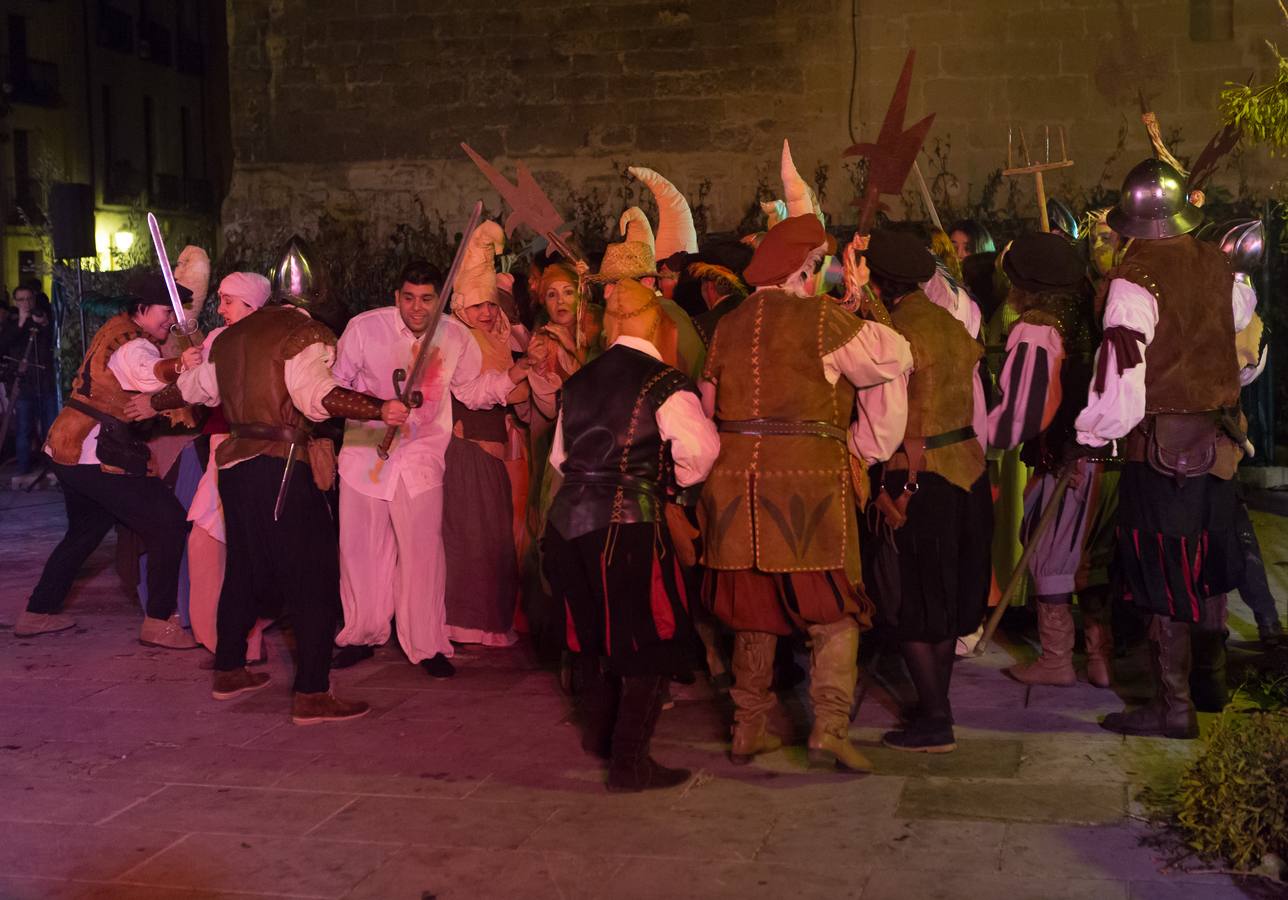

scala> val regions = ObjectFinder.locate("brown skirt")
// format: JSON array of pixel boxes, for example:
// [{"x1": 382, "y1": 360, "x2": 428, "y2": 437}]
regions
[{"x1": 704, "y1": 568, "x2": 873, "y2": 636}]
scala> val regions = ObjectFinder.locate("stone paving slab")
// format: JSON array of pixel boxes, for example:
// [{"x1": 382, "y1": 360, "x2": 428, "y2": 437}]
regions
[
  {"x1": 103, "y1": 784, "x2": 359, "y2": 837},
  {"x1": 119, "y1": 833, "x2": 399, "y2": 898},
  {"x1": 898, "y1": 777, "x2": 1128, "y2": 825},
  {"x1": 0, "y1": 822, "x2": 185, "y2": 882}
]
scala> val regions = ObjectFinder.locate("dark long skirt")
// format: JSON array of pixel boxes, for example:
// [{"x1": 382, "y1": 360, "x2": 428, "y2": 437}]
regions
[
  {"x1": 542, "y1": 521, "x2": 694, "y2": 677},
  {"x1": 1114, "y1": 462, "x2": 1241, "y2": 624},
  {"x1": 443, "y1": 437, "x2": 519, "y2": 639},
  {"x1": 861, "y1": 470, "x2": 992, "y2": 642}
]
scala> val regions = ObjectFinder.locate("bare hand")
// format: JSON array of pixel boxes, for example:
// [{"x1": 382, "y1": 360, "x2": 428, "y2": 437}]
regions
[
  {"x1": 526, "y1": 333, "x2": 551, "y2": 365},
  {"x1": 180, "y1": 346, "x2": 203, "y2": 371},
  {"x1": 541, "y1": 323, "x2": 576, "y2": 354},
  {"x1": 508, "y1": 357, "x2": 533, "y2": 384},
  {"x1": 381, "y1": 399, "x2": 410, "y2": 427},
  {"x1": 124, "y1": 393, "x2": 159, "y2": 422},
  {"x1": 573, "y1": 260, "x2": 590, "y2": 280}
]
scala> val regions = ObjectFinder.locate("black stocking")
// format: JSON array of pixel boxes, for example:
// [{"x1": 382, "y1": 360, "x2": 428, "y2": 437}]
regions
[{"x1": 900, "y1": 639, "x2": 953, "y2": 722}]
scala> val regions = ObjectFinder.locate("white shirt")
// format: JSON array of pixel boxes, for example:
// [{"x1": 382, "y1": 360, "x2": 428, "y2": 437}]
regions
[
  {"x1": 70, "y1": 338, "x2": 169, "y2": 465},
  {"x1": 549, "y1": 335, "x2": 720, "y2": 488},
  {"x1": 1075, "y1": 279, "x2": 1256, "y2": 446},
  {"x1": 825, "y1": 321, "x2": 914, "y2": 465},
  {"x1": 332, "y1": 307, "x2": 515, "y2": 500}
]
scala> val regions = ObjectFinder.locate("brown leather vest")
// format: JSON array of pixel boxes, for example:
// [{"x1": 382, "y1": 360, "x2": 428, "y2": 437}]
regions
[
  {"x1": 210, "y1": 306, "x2": 337, "y2": 467},
  {"x1": 887, "y1": 291, "x2": 985, "y2": 490},
  {"x1": 699, "y1": 289, "x2": 864, "y2": 576},
  {"x1": 45, "y1": 313, "x2": 149, "y2": 467},
  {"x1": 1111, "y1": 236, "x2": 1240, "y2": 414}
]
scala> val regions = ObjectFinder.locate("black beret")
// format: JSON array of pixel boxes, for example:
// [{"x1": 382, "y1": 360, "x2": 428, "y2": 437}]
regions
[
  {"x1": 1002, "y1": 232, "x2": 1085, "y2": 292},
  {"x1": 866, "y1": 230, "x2": 936, "y2": 283},
  {"x1": 125, "y1": 271, "x2": 193, "y2": 309}
]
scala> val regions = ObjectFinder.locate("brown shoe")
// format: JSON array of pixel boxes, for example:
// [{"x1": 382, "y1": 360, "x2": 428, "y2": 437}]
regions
[
  {"x1": 805, "y1": 619, "x2": 873, "y2": 773},
  {"x1": 211, "y1": 668, "x2": 272, "y2": 701},
  {"x1": 14, "y1": 611, "x2": 77, "y2": 637},
  {"x1": 730, "y1": 721, "x2": 783, "y2": 765},
  {"x1": 291, "y1": 691, "x2": 371, "y2": 725},
  {"x1": 139, "y1": 615, "x2": 199, "y2": 650}
]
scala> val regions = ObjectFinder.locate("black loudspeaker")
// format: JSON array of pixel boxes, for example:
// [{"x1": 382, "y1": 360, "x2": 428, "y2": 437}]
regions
[{"x1": 49, "y1": 182, "x2": 96, "y2": 260}]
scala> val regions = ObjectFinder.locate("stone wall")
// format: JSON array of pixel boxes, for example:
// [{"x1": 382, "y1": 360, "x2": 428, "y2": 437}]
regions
[{"x1": 223, "y1": 0, "x2": 1284, "y2": 248}]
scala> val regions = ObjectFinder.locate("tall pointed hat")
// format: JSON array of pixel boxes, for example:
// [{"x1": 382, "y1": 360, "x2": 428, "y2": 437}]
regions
[
  {"x1": 452, "y1": 220, "x2": 506, "y2": 310},
  {"x1": 628, "y1": 166, "x2": 697, "y2": 261}
]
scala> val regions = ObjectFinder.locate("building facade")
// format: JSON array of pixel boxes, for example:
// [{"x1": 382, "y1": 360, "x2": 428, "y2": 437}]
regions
[{"x1": 1, "y1": 0, "x2": 230, "y2": 298}]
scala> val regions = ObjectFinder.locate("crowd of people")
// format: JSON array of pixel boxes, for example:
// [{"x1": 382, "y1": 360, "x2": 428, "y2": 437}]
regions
[{"x1": 7, "y1": 146, "x2": 1283, "y2": 793}]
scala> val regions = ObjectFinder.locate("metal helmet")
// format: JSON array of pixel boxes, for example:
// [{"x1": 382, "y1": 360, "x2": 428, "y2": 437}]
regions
[
  {"x1": 1046, "y1": 198, "x2": 1080, "y2": 240},
  {"x1": 1213, "y1": 218, "x2": 1265, "y2": 277},
  {"x1": 269, "y1": 235, "x2": 320, "y2": 307},
  {"x1": 1106, "y1": 159, "x2": 1204, "y2": 240}
]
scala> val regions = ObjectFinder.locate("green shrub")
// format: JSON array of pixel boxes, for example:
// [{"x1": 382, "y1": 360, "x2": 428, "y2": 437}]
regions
[{"x1": 1175, "y1": 710, "x2": 1288, "y2": 870}]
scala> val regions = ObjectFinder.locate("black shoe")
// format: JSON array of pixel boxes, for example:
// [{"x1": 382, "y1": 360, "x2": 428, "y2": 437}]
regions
[
  {"x1": 607, "y1": 756, "x2": 691, "y2": 792},
  {"x1": 882, "y1": 718, "x2": 956, "y2": 753},
  {"x1": 1258, "y1": 619, "x2": 1285, "y2": 649},
  {"x1": 421, "y1": 654, "x2": 455, "y2": 679},
  {"x1": 332, "y1": 645, "x2": 375, "y2": 669}
]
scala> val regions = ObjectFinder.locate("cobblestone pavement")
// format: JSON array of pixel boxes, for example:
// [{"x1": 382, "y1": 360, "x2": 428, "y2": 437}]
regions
[{"x1": 1, "y1": 486, "x2": 1284, "y2": 899}]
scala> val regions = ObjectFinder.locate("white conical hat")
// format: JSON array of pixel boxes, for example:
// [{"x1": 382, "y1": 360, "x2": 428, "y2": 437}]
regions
[
  {"x1": 628, "y1": 166, "x2": 697, "y2": 259},
  {"x1": 781, "y1": 139, "x2": 825, "y2": 226},
  {"x1": 452, "y1": 220, "x2": 505, "y2": 310},
  {"x1": 619, "y1": 206, "x2": 655, "y2": 251}
]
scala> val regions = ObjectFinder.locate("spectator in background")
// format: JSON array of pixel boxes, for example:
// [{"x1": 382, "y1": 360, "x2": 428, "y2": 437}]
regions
[{"x1": 1, "y1": 281, "x2": 60, "y2": 475}]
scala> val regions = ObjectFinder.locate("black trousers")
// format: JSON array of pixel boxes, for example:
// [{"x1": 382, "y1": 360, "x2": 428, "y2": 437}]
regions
[
  {"x1": 215, "y1": 455, "x2": 338, "y2": 694},
  {"x1": 28, "y1": 462, "x2": 187, "y2": 618}
]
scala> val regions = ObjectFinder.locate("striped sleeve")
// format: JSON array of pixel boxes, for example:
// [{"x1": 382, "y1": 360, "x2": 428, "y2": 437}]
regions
[{"x1": 987, "y1": 322, "x2": 1064, "y2": 451}]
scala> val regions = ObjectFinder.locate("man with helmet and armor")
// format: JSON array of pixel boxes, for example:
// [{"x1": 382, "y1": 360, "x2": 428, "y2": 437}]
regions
[
  {"x1": 146, "y1": 248, "x2": 411, "y2": 725},
  {"x1": 1076, "y1": 159, "x2": 1260, "y2": 738}
]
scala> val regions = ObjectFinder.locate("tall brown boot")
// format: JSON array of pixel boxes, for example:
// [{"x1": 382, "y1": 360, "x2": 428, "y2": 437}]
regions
[
  {"x1": 806, "y1": 619, "x2": 872, "y2": 773},
  {"x1": 1080, "y1": 592, "x2": 1114, "y2": 689},
  {"x1": 1190, "y1": 594, "x2": 1228, "y2": 713},
  {"x1": 606, "y1": 675, "x2": 690, "y2": 792},
  {"x1": 728, "y1": 631, "x2": 782, "y2": 764},
  {"x1": 573, "y1": 654, "x2": 618, "y2": 760},
  {"x1": 1101, "y1": 615, "x2": 1198, "y2": 739},
  {"x1": 1006, "y1": 599, "x2": 1076, "y2": 687}
]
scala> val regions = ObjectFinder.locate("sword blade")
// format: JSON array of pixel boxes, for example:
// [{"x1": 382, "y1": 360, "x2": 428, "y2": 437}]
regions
[
  {"x1": 403, "y1": 200, "x2": 484, "y2": 391},
  {"x1": 146, "y1": 212, "x2": 188, "y2": 328},
  {"x1": 273, "y1": 445, "x2": 297, "y2": 522}
]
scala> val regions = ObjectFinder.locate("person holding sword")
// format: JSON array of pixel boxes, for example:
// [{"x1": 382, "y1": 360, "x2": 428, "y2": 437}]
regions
[{"x1": 16, "y1": 272, "x2": 202, "y2": 648}]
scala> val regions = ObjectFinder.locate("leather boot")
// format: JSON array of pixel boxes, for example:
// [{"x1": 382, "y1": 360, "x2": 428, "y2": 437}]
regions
[
  {"x1": 1006, "y1": 599, "x2": 1076, "y2": 686},
  {"x1": 606, "y1": 675, "x2": 691, "y2": 792},
  {"x1": 1080, "y1": 593, "x2": 1114, "y2": 689},
  {"x1": 805, "y1": 619, "x2": 872, "y2": 773},
  {"x1": 1101, "y1": 615, "x2": 1198, "y2": 739},
  {"x1": 1190, "y1": 594, "x2": 1228, "y2": 713},
  {"x1": 574, "y1": 654, "x2": 618, "y2": 760},
  {"x1": 729, "y1": 631, "x2": 782, "y2": 764}
]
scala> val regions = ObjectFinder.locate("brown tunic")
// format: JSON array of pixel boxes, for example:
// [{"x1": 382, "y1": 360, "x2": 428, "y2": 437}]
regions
[
  {"x1": 210, "y1": 306, "x2": 337, "y2": 468},
  {"x1": 886, "y1": 291, "x2": 985, "y2": 491},
  {"x1": 699, "y1": 289, "x2": 864, "y2": 578},
  {"x1": 1110, "y1": 236, "x2": 1239, "y2": 415},
  {"x1": 45, "y1": 313, "x2": 150, "y2": 470}
]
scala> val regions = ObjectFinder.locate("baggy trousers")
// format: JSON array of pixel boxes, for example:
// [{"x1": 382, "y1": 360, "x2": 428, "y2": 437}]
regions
[
  {"x1": 28, "y1": 462, "x2": 187, "y2": 619},
  {"x1": 214, "y1": 455, "x2": 338, "y2": 694},
  {"x1": 337, "y1": 478, "x2": 451, "y2": 664}
]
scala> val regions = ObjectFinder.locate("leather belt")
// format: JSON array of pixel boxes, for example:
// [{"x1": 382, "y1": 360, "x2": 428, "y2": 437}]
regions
[
  {"x1": 65, "y1": 397, "x2": 131, "y2": 430},
  {"x1": 719, "y1": 417, "x2": 847, "y2": 443},
  {"x1": 921, "y1": 425, "x2": 977, "y2": 451},
  {"x1": 229, "y1": 422, "x2": 309, "y2": 444},
  {"x1": 562, "y1": 471, "x2": 662, "y2": 495}
]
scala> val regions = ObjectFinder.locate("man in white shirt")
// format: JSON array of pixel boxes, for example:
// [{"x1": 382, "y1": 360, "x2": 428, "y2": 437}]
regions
[
  {"x1": 331, "y1": 260, "x2": 532, "y2": 679},
  {"x1": 541, "y1": 277, "x2": 720, "y2": 792},
  {"x1": 18, "y1": 273, "x2": 201, "y2": 648}
]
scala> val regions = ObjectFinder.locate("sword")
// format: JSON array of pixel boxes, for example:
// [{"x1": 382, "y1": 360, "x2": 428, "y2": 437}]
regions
[
  {"x1": 146, "y1": 212, "x2": 200, "y2": 349},
  {"x1": 273, "y1": 443, "x2": 296, "y2": 522},
  {"x1": 375, "y1": 200, "x2": 485, "y2": 460}
]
